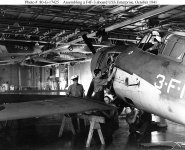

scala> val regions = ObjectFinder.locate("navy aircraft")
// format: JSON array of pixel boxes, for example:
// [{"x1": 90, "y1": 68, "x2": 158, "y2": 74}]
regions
[
  {"x1": 89, "y1": 30, "x2": 185, "y2": 126},
  {"x1": 0, "y1": 41, "x2": 91, "y2": 67},
  {"x1": 0, "y1": 42, "x2": 55, "y2": 66}
]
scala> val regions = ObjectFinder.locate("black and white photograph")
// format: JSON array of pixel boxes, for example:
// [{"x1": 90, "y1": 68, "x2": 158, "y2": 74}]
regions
[{"x1": 0, "y1": 3, "x2": 185, "y2": 150}]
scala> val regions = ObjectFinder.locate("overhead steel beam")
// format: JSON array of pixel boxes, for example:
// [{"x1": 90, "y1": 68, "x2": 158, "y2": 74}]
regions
[
  {"x1": 105, "y1": 5, "x2": 179, "y2": 32},
  {"x1": 0, "y1": 18, "x2": 85, "y2": 31},
  {"x1": 139, "y1": 22, "x2": 185, "y2": 34},
  {"x1": 42, "y1": 5, "x2": 180, "y2": 54},
  {"x1": 86, "y1": 5, "x2": 98, "y2": 12},
  {"x1": 161, "y1": 11, "x2": 185, "y2": 23}
]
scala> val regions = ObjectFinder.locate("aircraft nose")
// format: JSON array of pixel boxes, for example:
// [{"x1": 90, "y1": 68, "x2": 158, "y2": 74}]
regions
[{"x1": 114, "y1": 46, "x2": 141, "y2": 73}]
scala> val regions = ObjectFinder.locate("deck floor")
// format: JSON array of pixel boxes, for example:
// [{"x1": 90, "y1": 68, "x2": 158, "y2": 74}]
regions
[{"x1": 0, "y1": 116, "x2": 185, "y2": 150}]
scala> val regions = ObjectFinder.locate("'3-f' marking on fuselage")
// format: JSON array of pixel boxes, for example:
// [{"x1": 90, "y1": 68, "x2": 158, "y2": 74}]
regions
[{"x1": 154, "y1": 74, "x2": 185, "y2": 98}]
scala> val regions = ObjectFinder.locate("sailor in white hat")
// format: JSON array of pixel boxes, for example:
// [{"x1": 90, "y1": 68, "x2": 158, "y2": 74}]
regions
[
  {"x1": 70, "y1": 75, "x2": 79, "y2": 80},
  {"x1": 67, "y1": 75, "x2": 84, "y2": 97},
  {"x1": 66, "y1": 75, "x2": 85, "y2": 132},
  {"x1": 147, "y1": 32, "x2": 162, "y2": 55}
]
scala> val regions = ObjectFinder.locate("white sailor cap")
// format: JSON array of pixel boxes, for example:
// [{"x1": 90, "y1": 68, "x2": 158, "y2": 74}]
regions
[
  {"x1": 155, "y1": 36, "x2": 161, "y2": 42},
  {"x1": 71, "y1": 75, "x2": 78, "y2": 80}
]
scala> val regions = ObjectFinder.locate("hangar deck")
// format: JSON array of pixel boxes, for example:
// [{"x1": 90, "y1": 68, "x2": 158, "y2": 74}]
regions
[
  {"x1": 1, "y1": 5, "x2": 185, "y2": 150},
  {"x1": 0, "y1": 117, "x2": 185, "y2": 150}
]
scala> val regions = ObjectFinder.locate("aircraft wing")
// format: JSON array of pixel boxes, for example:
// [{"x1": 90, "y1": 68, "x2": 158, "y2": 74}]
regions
[
  {"x1": 0, "y1": 97, "x2": 115, "y2": 121},
  {"x1": 0, "y1": 53, "x2": 38, "y2": 66},
  {"x1": 22, "y1": 57, "x2": 58, "y2": 67}
]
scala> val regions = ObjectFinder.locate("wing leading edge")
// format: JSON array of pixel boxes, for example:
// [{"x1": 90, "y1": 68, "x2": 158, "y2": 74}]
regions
[{"x1": 0, "y1": 97, "x2": 115, "y2": 121}]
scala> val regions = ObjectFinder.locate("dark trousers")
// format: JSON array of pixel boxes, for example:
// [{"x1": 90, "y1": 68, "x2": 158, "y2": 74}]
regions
[
  {"x1": 72, "y1": 116, "x2": 85, "y2": 132},
  {"x1": 94, "y1": 90, "x2": 104, "y2": 102},
  {"x1": 129, "y1": 112, "x2": 151, "y2": 135}
]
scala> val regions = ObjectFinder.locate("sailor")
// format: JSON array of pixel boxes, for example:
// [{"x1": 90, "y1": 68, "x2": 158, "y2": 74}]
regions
[
  {"x1": 66, "y1": 75, "x2": 85, "y2": 133},
  {"x1": 125, "y1": 107, "x2": 140, "y2": 134},
  {"x1": 93, "y1": 67, "x2": 117, "y2": 102},
  {"x1": 147, "y1": 31, "x2": 162, "y2": 55},
  {"x1": 125, "y1": 107, "x2": 152, "y2": 138},
  {"x1": 67, "y1": 75, "x2": 85, "y2": 97}
]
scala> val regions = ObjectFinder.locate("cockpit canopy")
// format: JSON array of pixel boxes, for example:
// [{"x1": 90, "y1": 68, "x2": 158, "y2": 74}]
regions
[{"x1": 138, "y1": 30, "x2": 185, "y2": 65}]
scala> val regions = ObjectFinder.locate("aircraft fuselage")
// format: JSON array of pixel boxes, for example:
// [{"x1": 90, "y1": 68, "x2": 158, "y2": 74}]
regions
[
  {"x1": 89, "y1": 31, "x2": 185, "y2": 126},
  {"x1": 113, "y1": 48, "x2": 185, "y2": 125}
]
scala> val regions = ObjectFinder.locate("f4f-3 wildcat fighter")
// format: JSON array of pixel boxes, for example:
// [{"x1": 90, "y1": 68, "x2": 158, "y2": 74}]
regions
[{"x1": 90, "y1": 30, "x2": 185, "y2": 126}]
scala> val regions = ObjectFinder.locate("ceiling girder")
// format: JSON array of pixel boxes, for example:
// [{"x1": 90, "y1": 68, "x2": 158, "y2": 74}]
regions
[
  {"x1": 105, "y1": 5, "x2": 179, "y2": 32},
  {"x1": 0, "y1": 18, "x2": 87, "y2": 31},
  {"x1": 41, "y1": 5, "x2": 179, "y2": 54}
]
